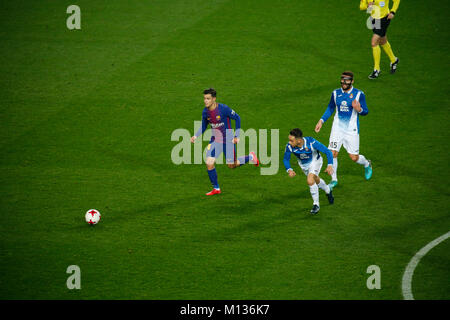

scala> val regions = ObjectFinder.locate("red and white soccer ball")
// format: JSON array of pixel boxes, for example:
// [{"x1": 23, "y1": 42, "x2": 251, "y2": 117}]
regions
[{"x1": 85, "y1": 209, "x2": 101, "y2": 225}]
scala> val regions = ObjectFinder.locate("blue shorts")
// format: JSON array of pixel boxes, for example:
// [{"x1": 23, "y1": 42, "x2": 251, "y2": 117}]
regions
[{"x1": 206, "y1": 141, "x2": 236, "y2": 164}]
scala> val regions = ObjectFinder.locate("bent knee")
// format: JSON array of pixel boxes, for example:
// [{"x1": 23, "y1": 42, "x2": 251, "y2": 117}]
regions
[
  {"x1": 307, "y1": 176, "x2": 316, "y2": 186},
  {"x1": 349, "y1": 154, "x2": 359, "y2": 162},
  {"x1": 206, "y1": 158, "x2": 216, "y2": 169},
  {"x1": 371, "y1": 37, "x2": 380, "y2": 47}
]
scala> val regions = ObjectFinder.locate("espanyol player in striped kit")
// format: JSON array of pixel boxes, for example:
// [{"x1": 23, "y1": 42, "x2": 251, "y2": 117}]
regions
[
  {"x1": 314, "y1": 71, "x2": 373, "y2": 190},
  {"x1": 190, "y1": 88, "x2": 259, "y2": 196},
  {"x1": 283, "y1": 128, "x2": 335, "y2": 215}
]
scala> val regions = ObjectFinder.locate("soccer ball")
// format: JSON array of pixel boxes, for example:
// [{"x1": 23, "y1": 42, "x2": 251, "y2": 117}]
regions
[{"x1": 85, "y1": 209, "x2": 101, "y2": 225}]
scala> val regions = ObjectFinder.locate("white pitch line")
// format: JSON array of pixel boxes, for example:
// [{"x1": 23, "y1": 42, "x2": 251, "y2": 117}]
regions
[{"x1": 402, "y1": 230, "x2": 450, "y2": 300}]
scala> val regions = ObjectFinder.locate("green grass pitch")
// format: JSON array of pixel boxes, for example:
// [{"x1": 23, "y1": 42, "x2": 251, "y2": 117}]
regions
[{"x1": 0, "y1": 0, "x2": 449, "y2": 299}]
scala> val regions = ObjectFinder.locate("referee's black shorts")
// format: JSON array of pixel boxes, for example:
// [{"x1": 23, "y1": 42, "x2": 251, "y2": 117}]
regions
[{"x1": 371, "y1": 16, "x2": 391, "y2": 37}]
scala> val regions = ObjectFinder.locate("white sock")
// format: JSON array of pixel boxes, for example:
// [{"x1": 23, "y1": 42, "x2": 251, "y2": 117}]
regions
[
  {"x1": 356, "y1": 154, "x2": 370, "y2": 167},
  {"x1": 309, "y1": 184, "x2": 319, "y2": 206},
  {"x1": 318, "y1": 179, "x2": 331, "y2": 194},
  {"x1": 332, "y1": 157, "x2": 338, "y2": 181}
]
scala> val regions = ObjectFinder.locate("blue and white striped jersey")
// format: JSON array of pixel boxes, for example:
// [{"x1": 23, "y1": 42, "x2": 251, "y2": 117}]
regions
[
  {"x1": 283, "y1": 137, "x2": 333, "y2": 172},
  {"x1": 320, "y1": 87, "x2": 369, "y2": 134}
]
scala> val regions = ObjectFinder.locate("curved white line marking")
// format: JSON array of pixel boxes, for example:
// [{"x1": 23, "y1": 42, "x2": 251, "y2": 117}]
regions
[{"x1": 402, "y1": 230, "x2": 450, "y2": 300}]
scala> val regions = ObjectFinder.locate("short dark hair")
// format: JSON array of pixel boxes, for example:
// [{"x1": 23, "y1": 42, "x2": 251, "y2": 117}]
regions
[
  {"x1": 341, "y1": 71, "x2": 354, "y2": 79},
  {"x1": 289, "y1": 128, "x2": 303, "y2": 138},
  {"x1": 203, "y1": 88, "x2": 216, "y2": 97}
]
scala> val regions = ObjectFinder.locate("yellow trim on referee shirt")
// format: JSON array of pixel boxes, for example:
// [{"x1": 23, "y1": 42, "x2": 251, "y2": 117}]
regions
[{"x1": 360, "y1": 0, "x2": 400, "y2": 19}]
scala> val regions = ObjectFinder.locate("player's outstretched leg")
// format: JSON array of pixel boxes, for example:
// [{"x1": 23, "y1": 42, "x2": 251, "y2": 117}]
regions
[
  {"x1": 380, "y1": 38, "x2": 398, "y2": 74},
  {"x1": 318, "y1": 178, "x2": 334, "y2": 204},
  {"x1": 364, "y1": 160, "x2": 373, "y2": 180},
  {"x1": 249, "y1": 151, "x2": 259, "y2": 167},
  {"x1": 350, "y1": 154, "x2": 372, "y2": 181},
  {"x1": 236, "y1": 152, "x2": 259, "y2": 167}
]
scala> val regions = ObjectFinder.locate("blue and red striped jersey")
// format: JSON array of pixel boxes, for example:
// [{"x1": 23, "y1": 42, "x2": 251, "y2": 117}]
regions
[{"x1": 195, "y1": 103, "x2": 241, "y2": 143}]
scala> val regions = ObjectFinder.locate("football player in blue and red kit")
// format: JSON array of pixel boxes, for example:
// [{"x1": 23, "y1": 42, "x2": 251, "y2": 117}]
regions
[{"x1": 190, "y1": 88, "x2": 259, "y2": 196}]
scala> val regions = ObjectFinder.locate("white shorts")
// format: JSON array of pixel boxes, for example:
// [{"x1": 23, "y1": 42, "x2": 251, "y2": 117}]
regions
[
  {"x1": 328, "y1": 128, "x2": 360, "y2": 155},
  {"x1": 299, "y1": 156, "x2": 323, "y2": 176}
]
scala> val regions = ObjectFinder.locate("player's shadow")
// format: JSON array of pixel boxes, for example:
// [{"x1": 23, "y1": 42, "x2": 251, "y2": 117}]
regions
[
  {"x1": 69, "y1": 195, "x2": 202, "y2": 231},
  {"x1": 85, "y1": 189, "x2": 315, "y2": 230},
  {"x1": 97, "y1": 146, "x2": 172, "y2": 173}
]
